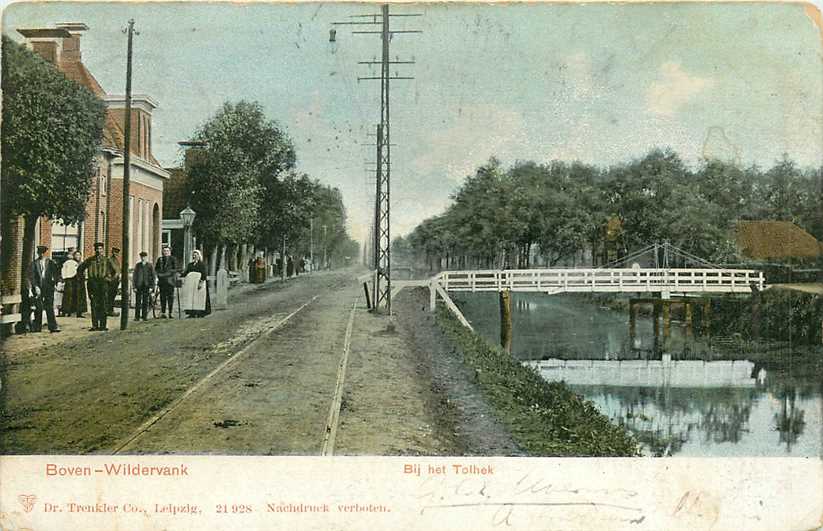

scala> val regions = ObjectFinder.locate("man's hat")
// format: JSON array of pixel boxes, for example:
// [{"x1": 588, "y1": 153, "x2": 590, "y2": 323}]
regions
[
  {"x1": 111, "y1": 246, "x2": 120, "y2": 253},
  {"x1": 36, "y1": 245, "x2": 48, "y2": 253},
  {"x1": 139, "y1": 251, "x2": 147, "y2": 257},
  {"x1": 93, "y1": 242, "x2": 105, "y2": 249}
]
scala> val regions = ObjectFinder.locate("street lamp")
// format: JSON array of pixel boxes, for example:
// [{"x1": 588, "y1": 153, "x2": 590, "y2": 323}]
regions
[{"x1": 181, "y1": 206, "x2": 196, "y2": 262}]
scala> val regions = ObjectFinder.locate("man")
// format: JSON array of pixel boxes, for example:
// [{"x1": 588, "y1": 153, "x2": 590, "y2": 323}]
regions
[
  {"x1": 79, "y1": 242, "x2": 116, "y2": 331},
  {"x1": 155, "y1": 245, "x2": 178, "y2": 318},
  {"x1": 133, "y1": 251, "x2": 156, "y2": 321},
  {"x1": 107, "y1": 247, "x2": 121, "y2": 316},
  {"x1": 29, "y1": 245, "x2": 61, "y2": 333}
]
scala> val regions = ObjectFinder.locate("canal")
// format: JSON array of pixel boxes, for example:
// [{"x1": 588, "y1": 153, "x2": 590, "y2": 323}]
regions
[{"x1": 455, "y1": 292, "x2": 822, "y2": 457}]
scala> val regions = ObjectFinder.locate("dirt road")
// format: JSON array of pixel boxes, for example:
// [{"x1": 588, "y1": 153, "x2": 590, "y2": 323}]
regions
[{"x1": 1, "y1": 270, "x2": 506, "y2": 456}]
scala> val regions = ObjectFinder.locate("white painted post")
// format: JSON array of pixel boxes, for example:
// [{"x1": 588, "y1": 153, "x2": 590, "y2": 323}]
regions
[{"x1": 429, "y1": 280, "x2": 437, "y2": 312}]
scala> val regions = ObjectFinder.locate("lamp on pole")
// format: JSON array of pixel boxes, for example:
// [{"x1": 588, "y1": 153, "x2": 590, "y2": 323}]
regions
[{"x1": 180, "y1": 206, "x2": 196, "y2": 263}]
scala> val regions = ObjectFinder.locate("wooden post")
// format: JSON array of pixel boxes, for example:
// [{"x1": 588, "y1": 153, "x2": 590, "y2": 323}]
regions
[
  {"x1": 629, "y1": 300, "x2": 637, "y2": 349},
  {"x1": 429, "y1": 280, "x2": 437, "y2": 312},
  {"x1": 499, "y1": 290, "x2": 513, "y2": 353},
  {"x1": 702, "y1": 299, "x2": 711, "y2": 337},
  {"x1": 751, "y1": 285, "x2": 762, "y2": 340},
  {"x1": 685, "y1": 302, "x2": 694, "y2": 340},
  {"x1": 662, "y1": 301, "x2": 671, "y2": 352},
  {"x1": 653, "y1": 300, "x2": 661, "y2": 356}
]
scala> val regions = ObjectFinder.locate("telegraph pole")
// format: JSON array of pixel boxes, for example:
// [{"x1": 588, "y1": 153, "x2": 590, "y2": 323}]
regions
[
  {"x1": 120, "y1": 19, "x2": 137, "y2": 331},
  {"x1": 332, "y1": 5, "x2": 420, "y2": 314}
]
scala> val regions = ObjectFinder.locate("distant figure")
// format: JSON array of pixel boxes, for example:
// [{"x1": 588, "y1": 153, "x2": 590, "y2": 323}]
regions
[
  {"x1": 30, "y1": 245, "x2": 61, "y2": 333},
  {"x1": 183, "y1": 250, "x2": 211, "y2": 318},
  {"x1": 107, "y1": 247, "x2": 121, "y2": 316},
  {"x1": 61, "y1": 250, "x2": 87, "y2": 318},
  {"x1": 287, "y1": 255, "x2": 294, "y2": 277},
  {"x1": 155, "y1": 245, "x2": 179, "y2": 318},
  {"x1": 298, "y1": 257, "x2": 305, "y2": 276},
  {"x1": 79, "y1": 242, "x2": 116, "y2": 331},
  {"x1": 133, "y1": 251, "x2": 156, "y2": 321}
]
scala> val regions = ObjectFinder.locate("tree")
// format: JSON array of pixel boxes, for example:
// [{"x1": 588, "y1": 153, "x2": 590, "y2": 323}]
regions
[
  {"x1": 187, "y1": 100, "x2": 295, "y2": 268},
  {"x1": 1, "y1": 36, "x2": 105, "y2": 285}
]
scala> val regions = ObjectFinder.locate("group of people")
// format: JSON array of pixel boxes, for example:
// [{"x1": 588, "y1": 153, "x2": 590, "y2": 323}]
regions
[{"x1": 18, "y1": 243, "x2": 211, "y2": 334}]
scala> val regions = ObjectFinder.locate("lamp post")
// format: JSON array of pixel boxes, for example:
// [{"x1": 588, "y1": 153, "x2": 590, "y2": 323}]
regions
[{"x1": 180, "y1": 206, "x2": 196, "y2": 263}]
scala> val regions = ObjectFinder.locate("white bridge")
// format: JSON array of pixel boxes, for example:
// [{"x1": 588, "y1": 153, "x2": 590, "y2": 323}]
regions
[{"x1": 435, "y1": 267, "x2": 764, "y2": 295}]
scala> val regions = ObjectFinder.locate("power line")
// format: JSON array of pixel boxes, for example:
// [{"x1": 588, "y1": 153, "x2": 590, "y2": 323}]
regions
[{"x1": 331, "y1": 4, "x2": 421, "y2": 315}]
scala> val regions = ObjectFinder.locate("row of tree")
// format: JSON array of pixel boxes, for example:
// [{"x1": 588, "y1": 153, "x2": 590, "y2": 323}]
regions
[
  {"x1": 183, "y1": 100, "x2": 358, "y2": 276},
  {"x1": 397, "y1": 149, "x2": 823, "y2": 271}
]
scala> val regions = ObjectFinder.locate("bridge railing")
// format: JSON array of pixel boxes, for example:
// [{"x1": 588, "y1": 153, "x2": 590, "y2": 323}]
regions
[{"x1": 435, "y1": 268, "x2": 765, "y2": 294}]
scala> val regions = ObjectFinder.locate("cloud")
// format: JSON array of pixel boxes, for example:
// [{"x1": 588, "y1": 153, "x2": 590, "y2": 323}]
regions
[
  {"x1": 646, "y1": 62, "x2": 714, "y2": 117},
  {"x1": 409, "y1": 104, "x2": 530, "y2": 182}
]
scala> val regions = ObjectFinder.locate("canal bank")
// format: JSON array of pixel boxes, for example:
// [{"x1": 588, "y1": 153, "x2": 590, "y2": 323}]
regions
[{"x1": 399, "y1": 289, "x2": 639, "y2": 457}]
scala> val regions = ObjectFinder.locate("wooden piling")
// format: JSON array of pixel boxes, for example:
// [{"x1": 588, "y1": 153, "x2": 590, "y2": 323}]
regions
[
  {"x1": 751, "y1": 286, "x2": 762, "y2": 340},
  {"x1": 685, "y1": 302, "x2": 694, "y2": 340},
  {"x1": 499, "y1": 290, "x2": 513, "y2": 353},
  {"x1": 662, "y1": 301, "x2": 671, "y2": 351},
  {"x1": 702, "y1": 299, "x2": 711, "y2": 338},
  {"x1": 652, "y1": 300, "x2": 661, "y2": 355},
  {"x1": 629, "y1": 300, "x2": 637, "y2": 348}
]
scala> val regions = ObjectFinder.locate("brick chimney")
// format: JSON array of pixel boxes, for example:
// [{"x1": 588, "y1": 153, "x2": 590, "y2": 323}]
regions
[
  {"x1": 55, "y1": 22, "x2": 88, "y2": 62},
  {"x1": 17, "y1": 27, "x2": 71, "y2": 64}
]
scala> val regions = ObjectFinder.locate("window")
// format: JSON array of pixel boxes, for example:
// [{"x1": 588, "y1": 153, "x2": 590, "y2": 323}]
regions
[{"x1": 51, "y1": 219, "x2": 81, "y2": 256}]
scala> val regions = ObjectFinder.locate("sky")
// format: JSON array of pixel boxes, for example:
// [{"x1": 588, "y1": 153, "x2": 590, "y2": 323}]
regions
[{"x1": 4, "y1": 2, "x2": 823, "y2": 244}]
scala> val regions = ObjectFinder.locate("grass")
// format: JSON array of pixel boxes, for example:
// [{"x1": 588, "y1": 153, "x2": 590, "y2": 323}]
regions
[{"x1": 435, "y1": 307, "x2": 640, "y2": 457}]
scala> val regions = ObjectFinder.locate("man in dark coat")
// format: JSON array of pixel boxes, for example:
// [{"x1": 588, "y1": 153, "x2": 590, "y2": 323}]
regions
[
  {"x1": 79, "y1": 242, "x2": 116, "y2": 331},
  {"x1": 155, "y1": 245, "x2": 179, "y2": 318},
  {"x1": 30, "y1": 245, "x2": 61, "y2": 333},
  {"x1": 107, "y1": 247, "x2": 121, "y2": 316},
  {"x1": 133, "y1": 251, "x2": 156, "y2": 321}
]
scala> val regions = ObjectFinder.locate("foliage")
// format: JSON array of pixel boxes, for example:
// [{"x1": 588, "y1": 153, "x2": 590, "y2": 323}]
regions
[
  {"x1": 406, "y1": 147, "x2": 822, "y2": 269},
  {"x1": 1, "y1": 36, "x2": 105, "y2": 221},
  {"x1": 183, "y1": 99, "x2": 356, "y2": 266}
]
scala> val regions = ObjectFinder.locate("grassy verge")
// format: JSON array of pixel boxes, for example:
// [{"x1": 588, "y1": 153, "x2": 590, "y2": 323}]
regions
[{"x1": 435, "y1": 307, "x2": 639, "y2": 457}]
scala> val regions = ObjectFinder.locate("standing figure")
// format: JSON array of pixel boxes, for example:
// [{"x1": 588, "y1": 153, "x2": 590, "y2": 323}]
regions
[
  {"x1": 183, "y1": 249, "x2": 211, "y2": 318},
  {"x1": 79, "y1": 242, "x2": 116, "y2": 331},
  {"x1": 133, "y1": 252, "x2": 156, "y2": 321},
  {"x1": 30, "y1": 245, "x2": 61, "y2": 333},
  {"x1": 61, "y1": 250, "x2": 87, "y2": 318},
  {"x1": 155, "y1": 245, "x2": 179, "y2": 318},
  {"x1": 286, "y1": 255, "x2": 294, "y2": 277},
  {"x1": 106, "y1": 247, "x2": 121, "y2": 316}
]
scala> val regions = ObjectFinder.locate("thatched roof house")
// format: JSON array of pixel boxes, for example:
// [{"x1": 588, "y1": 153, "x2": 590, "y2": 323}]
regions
[{"x1": 736, "y1": 221, "x2": 822, "y2": 261}]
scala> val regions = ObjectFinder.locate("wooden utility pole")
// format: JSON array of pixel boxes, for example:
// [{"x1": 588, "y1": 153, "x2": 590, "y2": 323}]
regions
[{"x1": 120, "y1": 19, "x2": 136, "y2": 331}]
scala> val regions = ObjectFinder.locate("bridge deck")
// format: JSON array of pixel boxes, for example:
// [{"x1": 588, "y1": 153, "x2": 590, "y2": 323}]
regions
[{"x1": 437, "y1": 268, "x2": 764, "y2": 295}]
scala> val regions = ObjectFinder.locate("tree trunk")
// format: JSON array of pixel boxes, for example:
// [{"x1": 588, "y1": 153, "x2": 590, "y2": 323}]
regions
[
  {"x1": 21, "y1": 214, "x2": 38, "y2": 291},
  {"x1": 219, "y1": 244, "x2": 227, "y2": 270},
  {"x1": 209, "y1": 243, "x2": 219, "y2": 293}
]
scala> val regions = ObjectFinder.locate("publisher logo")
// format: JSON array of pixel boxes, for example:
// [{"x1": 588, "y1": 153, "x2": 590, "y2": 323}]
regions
[{"x1": 18, "y1": 494, "x2": 36, "y2": 513}]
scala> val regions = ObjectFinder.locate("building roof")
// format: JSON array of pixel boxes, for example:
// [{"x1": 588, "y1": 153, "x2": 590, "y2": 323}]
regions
[
  {"x1": 162, "y1": 167, "x2": 189, "y2": 219},
  {"x1": 736, "y1": 220, "x2": 821, "y2": 260}
]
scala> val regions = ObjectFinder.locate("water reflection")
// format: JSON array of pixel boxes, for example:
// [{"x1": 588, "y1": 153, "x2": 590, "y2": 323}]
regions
[{"x1": 456, "y1": 292, "x2": 822, "y2": 457}]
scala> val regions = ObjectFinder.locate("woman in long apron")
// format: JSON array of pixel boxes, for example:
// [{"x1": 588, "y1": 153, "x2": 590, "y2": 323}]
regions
[{"x1": 183, "y1": 250, "x2": 211, "y2": 318}]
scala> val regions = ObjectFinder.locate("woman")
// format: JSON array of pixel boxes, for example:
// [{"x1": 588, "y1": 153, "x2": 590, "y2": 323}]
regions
[
  {"x1": 183, "y1": 250, "x2": 211, "y2": 318},
  {"x1": 61, "y1": 250, "x2": 87, "y2": 318}
]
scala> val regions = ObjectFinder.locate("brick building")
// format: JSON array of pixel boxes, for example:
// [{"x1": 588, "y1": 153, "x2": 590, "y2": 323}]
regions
[
  {"x1": 19, "y1": 23, "x2": 169, "y2": 263},
  {"x1": 1, "y1": 22, "x2": 168, "y2": 330}
]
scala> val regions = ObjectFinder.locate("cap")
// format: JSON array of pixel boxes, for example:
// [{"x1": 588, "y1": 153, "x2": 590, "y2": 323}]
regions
[
  {"x1": 139, "y1": 251, "x2": 147, "y2": 257},
  {"x1": 111, "y1": 247, "x2": 120, "y2": 253},
  {"x1": 93, "y1": 242, "x2": 105, "y2": 249},
  {"x1": 36, "y1": 245, "x2": 48, "y2": 253}
]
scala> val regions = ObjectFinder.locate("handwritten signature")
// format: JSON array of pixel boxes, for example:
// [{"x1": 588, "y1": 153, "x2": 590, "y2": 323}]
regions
[{"x1": 416, "y1": 472, "x2": 644, "y2": 527}]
